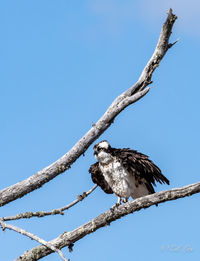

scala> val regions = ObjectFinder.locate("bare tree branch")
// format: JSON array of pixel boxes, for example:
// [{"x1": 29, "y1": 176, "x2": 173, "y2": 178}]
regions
[
  {"x1": 16, "y1": 182, "x2": 200, "y2": 261},
  {"x1": 2, "y1": 185, "x2": 97, "y2": 221},
  {"x1": 0, "y1": 9, "x2": 177, "y2": 208},
  {"x1": 0, "y1": 220, "x2": 69, "y2": 261}
]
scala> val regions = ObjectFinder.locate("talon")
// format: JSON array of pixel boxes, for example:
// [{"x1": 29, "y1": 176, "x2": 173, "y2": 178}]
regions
[
  {"x1": 122, "y1": 198, "x2": 128, "y2": 203},
  {"x1": 110, "y1": 203, "x2": 120, "y2": 212}
]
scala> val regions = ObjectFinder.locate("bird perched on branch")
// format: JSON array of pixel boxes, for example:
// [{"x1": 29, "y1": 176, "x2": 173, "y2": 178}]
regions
[{"x1": 89, "y1": 140, "x2": 169, "y2": 205}]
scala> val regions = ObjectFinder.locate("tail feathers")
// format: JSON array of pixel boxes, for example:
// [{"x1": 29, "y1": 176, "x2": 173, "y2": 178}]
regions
[
  {"x1": 155, "y1": 172, "x2": 170, "y2": 185},
  {"x1": 131, "y1": 184, "x2": 158, "y2": 206}
]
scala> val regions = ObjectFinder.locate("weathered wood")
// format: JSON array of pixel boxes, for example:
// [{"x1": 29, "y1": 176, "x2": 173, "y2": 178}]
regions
[{"x1": 17, "y1": 182, "x2": 200, "y2": 261}]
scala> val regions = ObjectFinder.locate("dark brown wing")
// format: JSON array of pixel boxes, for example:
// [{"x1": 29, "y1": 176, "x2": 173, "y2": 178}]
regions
[
  {"x1": 89, "y1": 162, "x2": 113, "y2": 194},
  {"x1": 111, "y1": 148, "x2": 169, "y2": 193}
]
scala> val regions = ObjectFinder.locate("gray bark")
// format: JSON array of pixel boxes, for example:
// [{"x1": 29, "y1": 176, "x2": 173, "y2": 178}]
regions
[
  {"x1": 0, "y1": 9, "x2": 177, "y2": 208},
  {"x1": 0, "y1": 221, "x2": 68, "y2": 261},
  {"x1": 17, "y1": 182, "x2": 200, "y2": 261}
]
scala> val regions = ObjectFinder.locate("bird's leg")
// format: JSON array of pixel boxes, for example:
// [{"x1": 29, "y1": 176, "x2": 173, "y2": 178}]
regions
[
  {"x1": 116, "y1": 197, "x2": 128, "y2": 205},
  {"x1": 117, "y1": 196, "x2": 122, "y2": 205},
  {"x1": 110, "y1": 197, "x2": 122, "y2": 211}
]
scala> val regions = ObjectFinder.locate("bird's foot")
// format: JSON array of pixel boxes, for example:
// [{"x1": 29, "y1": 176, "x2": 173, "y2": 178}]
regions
[
  {"x1": 110, "y1": 202, "x2": 120, "y2": 212},
  {"x1": 110, "y1": 197, "x2": 129, "y2": 211},
  {"x1": 122, "y1": 198, "x2": 128, "y2": 203}
]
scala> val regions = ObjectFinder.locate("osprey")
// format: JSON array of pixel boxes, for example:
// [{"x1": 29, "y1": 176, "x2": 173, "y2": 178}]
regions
[{"x1": 89, "y1": 140, "x2": 169, "y2": 205}]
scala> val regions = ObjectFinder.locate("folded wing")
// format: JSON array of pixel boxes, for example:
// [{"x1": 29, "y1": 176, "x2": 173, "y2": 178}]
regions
[{"x1": 89, "y1": 162, "x2": 113, "y2": 194}]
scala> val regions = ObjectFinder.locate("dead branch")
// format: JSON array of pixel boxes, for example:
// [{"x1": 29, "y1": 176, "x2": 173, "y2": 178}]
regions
[
  {"x1": 2, "y1": 185, "x2": 97, "y2": 221},
  {"x1": 0, "y1": 219, "x2": 69, "y2": 261},
  {"x1": 16, "y1": 182, "x2": 200, "y2": 261},
  {"x1": 0, "y1": 9, "x2": 177, "y2": 207}
]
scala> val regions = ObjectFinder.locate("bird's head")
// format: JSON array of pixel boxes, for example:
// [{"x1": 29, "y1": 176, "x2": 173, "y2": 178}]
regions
[{"x1": 93, "y1": 140, "x2": 112, "y2": 162}]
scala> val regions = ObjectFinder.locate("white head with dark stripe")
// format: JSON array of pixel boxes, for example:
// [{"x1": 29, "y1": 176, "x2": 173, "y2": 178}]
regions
[{"x1": 93, "y1": 140, "x2": 112, "y2": 164}]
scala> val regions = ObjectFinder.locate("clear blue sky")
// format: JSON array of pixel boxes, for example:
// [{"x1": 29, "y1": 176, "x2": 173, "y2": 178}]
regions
[{"x1": 1, "y1": 1, "x2": 200, "y2": 260}]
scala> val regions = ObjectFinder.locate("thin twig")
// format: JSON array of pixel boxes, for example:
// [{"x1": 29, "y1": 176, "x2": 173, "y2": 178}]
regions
[
  {"x1": 0, "y1": 219, "x2": 69, "y2": 261},
  {"x1": 2, "y1": 185, "x2": 97, "y2": 221}
]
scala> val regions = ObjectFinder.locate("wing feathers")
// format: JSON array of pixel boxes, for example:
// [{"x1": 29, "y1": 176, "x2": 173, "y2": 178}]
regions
[
  {"x1": 111, "y1": 148, "x2": 169, "y2": 188},
  {"x1": 89, "y1": 162, "x2": 113, "y2": 194}
]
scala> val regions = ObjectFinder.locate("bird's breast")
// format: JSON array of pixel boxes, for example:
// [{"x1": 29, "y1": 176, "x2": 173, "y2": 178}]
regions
[{"x1": 100, "y1": 159, "x2": 132, "y2": 198}]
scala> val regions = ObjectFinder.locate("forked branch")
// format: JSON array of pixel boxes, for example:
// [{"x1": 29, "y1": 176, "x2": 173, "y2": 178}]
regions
[
  {"x1": 0, "y1": 220, "x2": 69, "y2": 261},
  {"x1": 17, "y1": 182, "x2": 200, "y2": 261}
]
